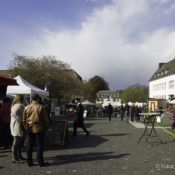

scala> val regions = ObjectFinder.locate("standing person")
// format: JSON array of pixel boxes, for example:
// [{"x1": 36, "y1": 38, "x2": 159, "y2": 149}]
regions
[
  {"x1": 23, "y1": 94, "x2": 49, "y2": 167},
  {"x1": 120, "y1": 105, "x2": 125, "y2": 121},
  {"x1": 107, "y1": 103, "x2": 113, "y2": 121},
  {"x1": 170, "y1": 112, "x2": 175, "y2": 130},
  {"x1": 0, "y1": 97, "x2": 12, "y2": 149},
  {"x1": 72, "y1": 98, "x2": 89, "y2": 136},
  {"x1": 131, "y1": 105, "x2": 135, "y2": 122},
  {"x1": 159, "y1": 106, "x2": 163, "y2": 117},
  {"x1": 10, "y1": 94, "x2": 25, "y2": 163},
  {"x1": 125, "y1": 103, "x2": 130, "y2": 123},
  {"x1": 135, "y1": 106, "x2": 141, "y2": 122}
]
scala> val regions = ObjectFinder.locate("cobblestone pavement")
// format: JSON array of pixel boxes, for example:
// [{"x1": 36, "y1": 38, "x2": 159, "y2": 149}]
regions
[{"x1": 0, "y1": 117, "x2": 175, "y2": 175}]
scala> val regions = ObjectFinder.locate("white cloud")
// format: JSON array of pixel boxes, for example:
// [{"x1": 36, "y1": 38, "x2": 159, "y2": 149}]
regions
[{"x1": 2, "y1": 0, "x2": 175, "y2": 89}]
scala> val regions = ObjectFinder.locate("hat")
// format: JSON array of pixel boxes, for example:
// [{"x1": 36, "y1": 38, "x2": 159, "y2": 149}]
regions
[{"x1": 75, "y1": 98, "x2": 80, "y2": 102}]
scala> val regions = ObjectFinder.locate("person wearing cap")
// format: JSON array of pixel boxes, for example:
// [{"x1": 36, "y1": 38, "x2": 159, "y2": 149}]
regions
[
  {"x1": 72, "y1": 98, "x2": 89, "y2": 136},
  {"x1": 23, "y1": 94, "x2": 49, "y2": 167}
]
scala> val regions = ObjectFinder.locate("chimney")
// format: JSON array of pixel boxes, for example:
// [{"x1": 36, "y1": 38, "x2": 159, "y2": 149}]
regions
[{"x1": 159, "y1": 63, "x2": 165, "y2": 69}]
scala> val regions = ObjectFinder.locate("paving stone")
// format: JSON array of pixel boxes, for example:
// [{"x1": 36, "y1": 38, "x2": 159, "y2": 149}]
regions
[{"x1": 0, "y1": 117, "x2": 175, "y2": 175}]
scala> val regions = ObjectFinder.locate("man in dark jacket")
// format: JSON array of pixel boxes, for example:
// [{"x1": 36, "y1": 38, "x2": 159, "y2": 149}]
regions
[
  {"x1": 120, "y1": 105, "x2": 125, "y2": 121},
  {"x1": 72, "y1": 98, "x2": 89, "y2": 136},
  {"x1": 107, "y1": 103, "x2": 113, "y2": 121},
  {"x1": 125, "y1": 103, "x2": 130, "y2": 123}
]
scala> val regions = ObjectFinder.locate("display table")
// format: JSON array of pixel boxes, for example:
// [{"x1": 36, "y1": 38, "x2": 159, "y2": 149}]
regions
[{"x1": 138, "y1": 113, "x2": 162, "y2": 145}]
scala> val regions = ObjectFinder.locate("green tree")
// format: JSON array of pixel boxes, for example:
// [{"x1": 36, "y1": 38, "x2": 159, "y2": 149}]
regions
[
  {"x1": 8, "y1": 55, "x2": 83, "y2": 103},
  {"x1": 121, "y1": 85, "x2": 148, "y2": 103}
]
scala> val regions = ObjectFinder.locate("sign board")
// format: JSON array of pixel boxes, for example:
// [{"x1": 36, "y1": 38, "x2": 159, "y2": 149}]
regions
[
  {"x1": 51, "y1": 120, "x2": 69, "y2": 146},
  {"x1": 55, "y1": 106, "x2": 60, "y2": 116}
]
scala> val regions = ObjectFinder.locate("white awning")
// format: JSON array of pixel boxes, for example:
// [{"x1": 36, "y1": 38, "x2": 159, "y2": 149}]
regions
[{"x1": 7, "y1": 75, "x2": 49, "y2": 96}]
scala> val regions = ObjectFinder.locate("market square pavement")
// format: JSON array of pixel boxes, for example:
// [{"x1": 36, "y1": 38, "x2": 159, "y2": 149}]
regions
[{"x1": 0, "y1": 117, "x2": 175, "y2": 175}]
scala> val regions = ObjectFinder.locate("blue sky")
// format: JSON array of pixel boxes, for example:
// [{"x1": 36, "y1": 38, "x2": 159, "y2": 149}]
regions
[{"x1": 1, "y1": 0, "x2": 175, "y2": 89}]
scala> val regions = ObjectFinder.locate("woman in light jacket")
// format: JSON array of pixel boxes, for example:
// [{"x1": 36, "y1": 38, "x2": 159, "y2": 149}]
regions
[{"x1": 10, "y1": 94, "x2": 25, "y2": 163}]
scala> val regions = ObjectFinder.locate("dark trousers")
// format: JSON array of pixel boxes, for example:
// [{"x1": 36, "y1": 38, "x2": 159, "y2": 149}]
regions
[
  {"x1": 1, "y1": 122, "x2": 12, "y2": 147},
  {"x1": 121, "y1": 113, "x2": 124, "y2": 121},
  {"x1": 12, "y1": 136, "x2": 22, "y2": 161},
  {"x1": 131, "y1": 114, "x2": 135, "y2": 121},
  {"x1": 135, "y1": 115, "x2": 140, "y2": 122},
  {"x1": 108, "y1": 114, "x2": 112, "y2": 121},
  {"x1": 73, "y1": 120, "x2": 88, "y2": 136},
  {"x1": 27, "y1": 127, "x2": 45, "y2": 165}
]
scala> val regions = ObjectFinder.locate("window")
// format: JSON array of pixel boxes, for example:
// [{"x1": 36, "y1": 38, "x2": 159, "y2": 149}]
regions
[
  {"x1": 169, "y1": 80, "x2": 174, "y2": 89},
  {"x1": 164, "y1": 83, "x2": 166, "y2": 90}
]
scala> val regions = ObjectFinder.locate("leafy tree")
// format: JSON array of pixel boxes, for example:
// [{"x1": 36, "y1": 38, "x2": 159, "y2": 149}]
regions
[
  {"x1": 85, "y1": 75, "x2": 109, "y2": 102},
  {"x1": 8, "y1": 55, "x2": 109, "y2": 104},
  {"x1": 121, "y1": 85, "x2": 148, "y2": 103},
  {"x1": 8, "y1": 55, "x2": 83, "y2": 103}
]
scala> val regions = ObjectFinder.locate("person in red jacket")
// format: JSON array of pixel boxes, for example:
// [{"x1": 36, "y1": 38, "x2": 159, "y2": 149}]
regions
[{"x1": 0, "y1": 97, "x2": 12, "y2": 149}]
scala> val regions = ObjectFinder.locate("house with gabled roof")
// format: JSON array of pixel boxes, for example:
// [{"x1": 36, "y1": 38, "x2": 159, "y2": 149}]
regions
[
  {"x1": 149, "y1": 58, "x2": 175, "y2": 101},
  {"x1": 96, "y1": 90, "x2": 121, "y2": 107}
]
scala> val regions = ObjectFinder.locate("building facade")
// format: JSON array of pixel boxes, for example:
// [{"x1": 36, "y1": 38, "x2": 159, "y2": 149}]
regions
[
  {"x1": 149, "y1": 59, "x2": 175, "y2": 101},
  {"x1": 96, "y1": 90, "x2": 121, "y2": 107}
]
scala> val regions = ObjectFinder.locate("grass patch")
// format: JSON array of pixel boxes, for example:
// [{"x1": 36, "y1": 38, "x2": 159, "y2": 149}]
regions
[
  {"x1": 155, "y1": 122, "x2": 170, "y2": 127},
  {"x1": 167, "y1": 128, "x2": 175, "y2": 135}
]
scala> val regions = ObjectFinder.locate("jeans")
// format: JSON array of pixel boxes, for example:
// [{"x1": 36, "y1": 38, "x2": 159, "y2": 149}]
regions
[
  {"x1": 12, "y1": 136, "x2": 22, "y2": 161},
  {"x1": 27, "y1": 127, "x2": 45, "y2": 165}
]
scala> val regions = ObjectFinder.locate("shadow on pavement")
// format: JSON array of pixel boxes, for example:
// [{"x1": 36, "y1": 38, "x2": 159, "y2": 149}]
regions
[
  {"x1": 46, "y1": 152, "x2": 130, "y2": 166},
  {"x1": 49, "y1": 134, "x2": 108, "y2": 151},
  {"x1": 100, "y1": 134, "x2": 129, "y2": 137},
  {"x1": 68, "y1": 122, "x2": 94, "y2": 129},
  {"x1": 0, "y1": 155, "x2": 8, "y2": 158}
]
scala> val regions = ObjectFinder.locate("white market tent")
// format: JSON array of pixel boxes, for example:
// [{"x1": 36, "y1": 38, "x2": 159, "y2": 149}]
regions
[
  {"x1": 82, "y1": 100, "x2": 95, "y2": 106},
  {"x1": 7, "y1": 75, "x2": 49, "y2": 97}
]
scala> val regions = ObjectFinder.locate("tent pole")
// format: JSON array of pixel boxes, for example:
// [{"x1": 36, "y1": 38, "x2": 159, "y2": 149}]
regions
[{"x1": 30, "y1": 93, "x2": 32, "y2": 103}]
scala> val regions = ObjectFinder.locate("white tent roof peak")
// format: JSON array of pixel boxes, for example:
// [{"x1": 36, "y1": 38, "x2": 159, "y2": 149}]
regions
[
  {"x1": 82, "y1": 100, "x2": 95, "y2": 105},
  {"x1": 7, "y1": 75, "x2": 49, "y2": 96}
]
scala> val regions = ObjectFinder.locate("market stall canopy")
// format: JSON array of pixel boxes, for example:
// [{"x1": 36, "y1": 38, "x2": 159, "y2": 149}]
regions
[
  {"x1": 82, "y1": 100, "x2": 95, "y2": 106},
  {"x1": 0, "y1": 75, "x2": 18, "y2": 86},
  {"x1": 169, "y1": 100, "x2": 175, "y2": 104},
  {"x1": 7, "y1": 75, "x2": 49, "y2": 96}
]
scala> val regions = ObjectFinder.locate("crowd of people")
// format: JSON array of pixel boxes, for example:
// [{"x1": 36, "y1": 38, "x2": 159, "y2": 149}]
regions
[
  {"x1": 0, "y1": 94, "x2": 49, "y2": 167},
  {"x1": 0, "y1": 95, "x2": 90, "y2": 167},
  {"x1": 98, "y1": 103, "x2": 143, "y2": 123},
  {"x1": 1, "y1": 94, "x2": 175, "y2": 168}
]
